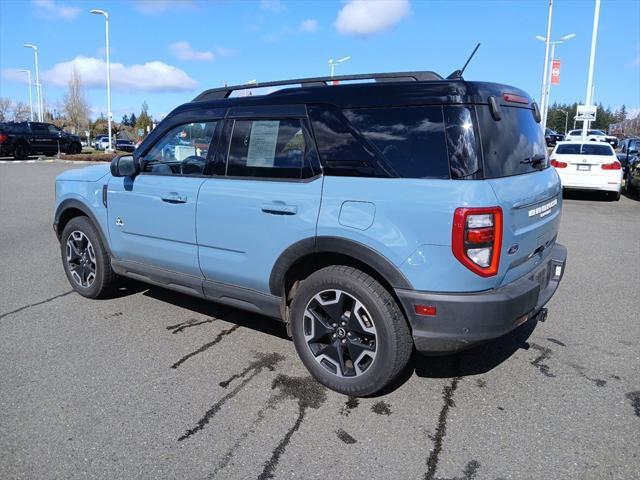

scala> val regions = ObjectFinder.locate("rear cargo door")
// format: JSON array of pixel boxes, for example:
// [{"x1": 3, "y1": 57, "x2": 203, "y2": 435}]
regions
[
  {"x1": 556, "y1": 142, "x2": 617, "y2": 182},
  {"x1": 477, "y1": 105, "x2": 562, "y2": 286}
]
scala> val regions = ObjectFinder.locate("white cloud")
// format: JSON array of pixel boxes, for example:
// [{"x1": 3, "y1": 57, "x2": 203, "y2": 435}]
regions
[
  {"x1": 169, "y1": 41, "x2": 214, "y2": 61},
  {"x1": 260, "y1": 0, "x2": 286, "y2": 13},
  {"x1": 134, "y1": 0, "x2": 196, "y2": 15},
  {"x1": 33, "y1": 0, "x2": 81, "y2": 20},
  {"x1": 335, "y1": 0, "x2": 411, "y2": 36},
  {"x1": 216, "y1": 47, "x2": 238, "y2": 57},
  {"x1": 2, "y1": 69, "x2": 31, "y2": 84},
  {"x1": 300, "y1": 19, "x2": 319, "y2": 33},
  {"x1": 40, "y1": 56, "x2": 198, "y2": 92}
]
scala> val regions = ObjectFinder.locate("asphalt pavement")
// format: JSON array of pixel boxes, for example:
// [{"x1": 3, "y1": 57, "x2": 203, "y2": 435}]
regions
[{"x1": 1, "y1": 161, "x2": 638, "y2": 480}]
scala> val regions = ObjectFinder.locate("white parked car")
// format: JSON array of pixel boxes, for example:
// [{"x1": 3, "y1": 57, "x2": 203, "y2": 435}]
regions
[
  {"x1": 564, "y1": 129, "x2": 610, "y2": 143},
  {"x1": 96, "y1": 137, "x2": 112, "y2": 150},
  {"x1": 550, "y1": 142, "x2": 622, "y2": 200}
]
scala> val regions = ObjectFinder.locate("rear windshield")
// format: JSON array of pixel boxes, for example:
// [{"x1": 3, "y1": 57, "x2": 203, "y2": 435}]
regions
[
  {"x1": 477, "y1": 105, "x2": 548, "y2": 178},
  {"x1": 556, "y1": 144, "x2": 613, "y2": 156}
]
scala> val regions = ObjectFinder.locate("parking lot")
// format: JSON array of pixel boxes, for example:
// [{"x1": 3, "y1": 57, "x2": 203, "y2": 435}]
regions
[{"x1": 0, "y1": 161, "x2": 638, "y2": 480}]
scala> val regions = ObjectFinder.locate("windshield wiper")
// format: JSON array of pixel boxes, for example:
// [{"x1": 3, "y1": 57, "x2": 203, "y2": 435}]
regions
[{"x1": 520, "y1": 154, "x2": 547, "y2": 170}]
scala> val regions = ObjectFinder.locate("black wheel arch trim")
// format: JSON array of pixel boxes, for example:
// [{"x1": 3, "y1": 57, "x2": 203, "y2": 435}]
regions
[
  {"x1": 269, "y1": 236, "x2": 413, "y2": 296},
  {"x1": 54, "y1": 199, "x2": 114, "y2": 258}
]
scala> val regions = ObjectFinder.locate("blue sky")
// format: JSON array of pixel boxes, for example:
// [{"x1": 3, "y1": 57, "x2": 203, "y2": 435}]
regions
[{"x1": 1, "y1": 0, "x2": 639, "y2": 122}]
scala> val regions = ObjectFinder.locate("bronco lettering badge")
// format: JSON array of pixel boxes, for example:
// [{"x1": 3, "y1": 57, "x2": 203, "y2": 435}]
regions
[{"x1": 528, "y1": 199, "x2": 557, "y2": 218}]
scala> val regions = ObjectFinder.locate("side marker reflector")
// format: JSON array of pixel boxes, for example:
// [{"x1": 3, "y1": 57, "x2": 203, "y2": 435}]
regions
[{"x1": 414, "y1": 304, "x2": 437, "y2": 317}]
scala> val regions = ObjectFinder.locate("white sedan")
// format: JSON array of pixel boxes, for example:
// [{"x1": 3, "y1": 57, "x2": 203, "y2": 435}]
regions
[
  {"x1": 564, "y1": 129, "x2": 608, "y2": 142},
  {"x1": 550, "y1": 142, "x2": 622, "y2": 200}
]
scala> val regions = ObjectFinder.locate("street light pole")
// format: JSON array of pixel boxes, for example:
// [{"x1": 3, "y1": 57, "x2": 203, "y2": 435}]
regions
[
  {"x1": 536, "y1": 33, "x2": 576, "y2": 129},
  {"x1": 559, "y1": 109, "x2": 569, "y2": 135},
  {"x1": 539, "y1": 0, "x2": 553, "y2": 123},
  {"x1": 23, "y1": 44, "x2": 42, "y2": 121},
  {"x1": 19, "y1": 69, "x2": 33, "y2": 121},
  {"x1": 328, "y1": 56, "x2": 351, "y2": 77},
  {"x1": 582, "y1": 0, "x2": 601, "y2": 141},
  {"x1": 91, "y1": 9, "x2": 113, "y2": 152}
]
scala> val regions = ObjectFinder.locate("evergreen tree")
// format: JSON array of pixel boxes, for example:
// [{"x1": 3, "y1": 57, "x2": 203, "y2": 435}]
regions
[{"x1": 121, "y1": 114, "x2": 129, "y2": 126}]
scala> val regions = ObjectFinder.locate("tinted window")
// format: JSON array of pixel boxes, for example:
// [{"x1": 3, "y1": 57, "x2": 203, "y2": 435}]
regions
[
  {"x1": 309, "y1": 106, "x2": 384, "y2": 177},
  {"x1": 556, "y1": 144, "x2": 613, "y2": 155},
  {"x1": 343, "y1": 106, "x2": 449, "y2": 179},
  {"x1": 141, "y1": 121, "x2": 217, "y2": 175},
  {"x1": 31, "y1": 123, "x2": 48, "y2": 134},
  {"x1": 555, "y1": 144, "x2": 581, "y2": 155},
  {"x1": 226, "y1": 119, "x2": 306, "y2": 179},
  {"x1": 588, "y1": 130, "x2": 606, "y2": 135},
  {"x1": 581, "y1": 143, "x2": 614, "y2": 156},
  {"x1": 478, "y1": 105, "x2": 548, "y2": 178},
  {"x1": 568, "y1": 130, "x2": 581, "y2": 136},
  {"x1": 443, "y1": 106, "x2": 481, "y2": 178},
  {"x1": 47, "y1": 125, "x2": 59, "y2": 134}
]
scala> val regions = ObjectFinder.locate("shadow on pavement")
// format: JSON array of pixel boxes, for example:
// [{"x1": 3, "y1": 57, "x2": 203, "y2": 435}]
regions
[
  {"x1": 108, "y1": 280, "x2": 539, "y2": 394},
  {"x1": 562, "y1": 189, "x2": 617, "y2": 202}
]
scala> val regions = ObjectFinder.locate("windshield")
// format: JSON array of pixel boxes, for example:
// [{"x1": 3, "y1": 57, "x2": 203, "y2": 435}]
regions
[
  {"x1": 556, "y1": 143, "x2": 613, "y2": 156},
  {"x1": 477, "y1": 105, "x2": 548, "y2": 178}
]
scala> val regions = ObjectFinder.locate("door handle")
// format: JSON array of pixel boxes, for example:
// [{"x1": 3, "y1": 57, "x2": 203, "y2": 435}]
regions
[
  {"x1": 261, "y1": 202, "x2": 297, "y2": 215},
  {"x1": 161, "y1": 193, "x2": 187, "y2": 204}
]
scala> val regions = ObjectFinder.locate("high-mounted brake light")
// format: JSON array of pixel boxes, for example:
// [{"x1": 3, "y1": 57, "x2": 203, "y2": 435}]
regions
[
  {"x1": 601, "y1": 161, "x2": 621, "y2": 170},
  {"x1": 550, "y1": 159, "x2": 567, "y2": 168},
  {"x1": 452, "y1": 207, "x2": 503, "y2": 277},
  {"x1": 503, "y1": 93, "x2": 529, "y2": 104}
]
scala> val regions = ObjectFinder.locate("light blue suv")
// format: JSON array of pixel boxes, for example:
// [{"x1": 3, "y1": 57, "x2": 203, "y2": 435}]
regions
[{"x1": 54, "y1": 71, "x2": 567, "y2": 395}]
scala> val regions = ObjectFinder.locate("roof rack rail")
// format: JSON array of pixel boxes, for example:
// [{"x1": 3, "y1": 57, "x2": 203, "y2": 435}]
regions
[{"x1": 193, "y1": 70, "x2": 444, "y2": 102}]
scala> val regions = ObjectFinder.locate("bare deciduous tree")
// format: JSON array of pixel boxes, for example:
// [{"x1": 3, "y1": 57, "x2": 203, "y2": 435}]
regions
[
  {"x1": 0, "y1": 97, "x2": 11, "y2": 122},
  {"x1": 13, "y1": 101, "x2": 30, "y2": 122},
  {"x1": 62, "y1": 68, "x2": 90, "y2": 134}
]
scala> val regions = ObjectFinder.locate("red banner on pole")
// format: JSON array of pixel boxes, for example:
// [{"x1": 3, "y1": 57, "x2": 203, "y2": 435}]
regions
[{"x1": 551, "y1": 59, "x2": 561, "y2": 85}]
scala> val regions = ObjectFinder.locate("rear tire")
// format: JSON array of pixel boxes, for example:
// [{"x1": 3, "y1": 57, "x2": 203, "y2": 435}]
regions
[
  {"x1": 60, "y1": 216, "x2": 117, "y2": 298},
  {"x1": 290, "y1": 265, "x2": 412, "y2": 396},
  {"x1": 13, "y1": 143, "x2": 29, "y2": 160},
  {"x1": 608, "y1": 191, "x2": 620, "y2": 201}
]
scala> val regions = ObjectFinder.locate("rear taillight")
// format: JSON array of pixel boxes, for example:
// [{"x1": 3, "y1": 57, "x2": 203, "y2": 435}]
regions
[
  {"x1": 452, "y1": 207, "x2": 503, "y2": 277},
  {"x1": 0, "y1": 134, "x2": 7, "y2": 144},
  {"x1": 601, "y1": 161, "x2": 621, "y2": 170},
  {"x1": 550, "y1": 159, "x2": 567, "y2": 168}
]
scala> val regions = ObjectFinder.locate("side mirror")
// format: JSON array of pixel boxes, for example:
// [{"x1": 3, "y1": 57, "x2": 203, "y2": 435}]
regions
[{"x1": 110, "y1": 155, "x2": 139, "y2": 177}]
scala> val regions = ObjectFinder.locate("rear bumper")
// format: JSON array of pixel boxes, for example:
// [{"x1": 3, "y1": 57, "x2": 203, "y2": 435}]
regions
[{"x1": 396, "y1": 243, "x2": 567, "y2": 354}]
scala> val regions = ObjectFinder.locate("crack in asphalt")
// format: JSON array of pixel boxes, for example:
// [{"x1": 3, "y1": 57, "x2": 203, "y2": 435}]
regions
[
  {"x1": 166, "y1": 317, "x2": 217, "y2": 334},
  {"x1": 170, "y1": 325, "x2": 240, "y2": 369},
  {"x1": 0, "y1": 290, "x2": 74, "y2": 320},
  {"x1": 425, "y1": 376, "x2": 461, "y2": 480},
  {"x1": 178, "y1": 352, "x2": 285, "y2": 442},
  {"x1": 257, "y1": 374, "x2": 326, "y2": 480},
  {"x1": 529, "y1": 343, "x2": 556, "y2": 378}
]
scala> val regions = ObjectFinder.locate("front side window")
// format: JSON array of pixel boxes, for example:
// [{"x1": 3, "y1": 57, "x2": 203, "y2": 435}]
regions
[
  {"x1": 47, "y1": 125, "x2": 60, "y2": 135},
  {"x1": 141, "y1": 121, "x2": 218, "y2": 175},
  {"x1": 226, "y1": 119, "x2": 306, "y2": 179}
]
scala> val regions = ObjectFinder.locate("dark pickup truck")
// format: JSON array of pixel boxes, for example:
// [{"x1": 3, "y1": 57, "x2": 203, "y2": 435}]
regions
[{"x1": 0, "y1": 121, "x2": 82, "y2": 159}]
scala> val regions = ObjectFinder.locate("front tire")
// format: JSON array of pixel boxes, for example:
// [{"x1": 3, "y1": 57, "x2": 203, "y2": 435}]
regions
[
  {"x1": 60, "y1": 216, "x2": 117, "y2": 298},
  {"x1": 290, "y1": 265, "x2": 412, "y2": 396}
]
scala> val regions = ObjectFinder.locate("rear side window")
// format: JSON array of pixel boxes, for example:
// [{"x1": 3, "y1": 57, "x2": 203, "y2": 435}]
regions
[
  {"x1": 343, "y1": 106, "x2": 449, "y2": 179},
  {"x1": 226, "y1": 119, "x2": 307, "y2": 179},
  {"x1": 477, "y1": 105, "x2": 548, "y2": 178}
]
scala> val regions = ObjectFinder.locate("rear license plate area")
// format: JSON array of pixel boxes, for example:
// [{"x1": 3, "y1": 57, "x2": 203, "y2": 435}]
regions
[{"x1": 577, "y1": 165, "x2": 591, "y2": 171}]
